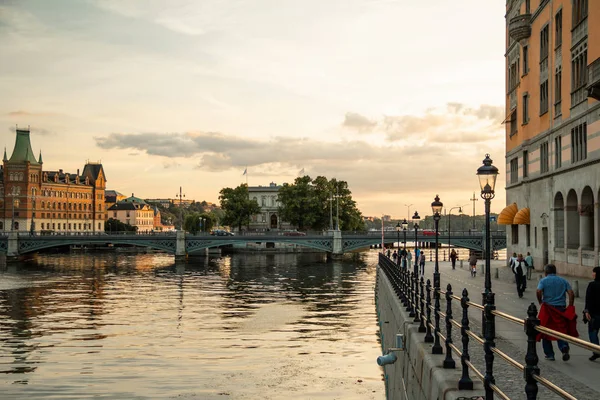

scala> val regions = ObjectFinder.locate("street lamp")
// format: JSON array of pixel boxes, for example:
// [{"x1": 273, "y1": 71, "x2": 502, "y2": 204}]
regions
[
  {"x1": 447, "y1": 205, "x2": 463, "y2": 257},
  {"x1": 431, "y1": 194, "x2": 443, "y2": 355},
  {"x1": 412, "y1": 211, "x2": 420, "y2": 277},
  {"x1": 476, "y1": 154, "x2": 498, "y2": 400},
  {"x1": 404, "y1": 203, "x2": 413, "y2": 221},
  {"x1": 395, "y1": 221, "x2": 401, "y2": 264},
  {"x1": 334, "y1": 185, "x2": 341, "y2": 231},
  {"x1": 328, "y1": 193, "x2": 334, "y2": 231},
  {"x1": 30, "y1": 188, "x2": 36, "y2": 236},
  {"x1": 402, "y1": 218, "x2": 408, "y2": 268}
]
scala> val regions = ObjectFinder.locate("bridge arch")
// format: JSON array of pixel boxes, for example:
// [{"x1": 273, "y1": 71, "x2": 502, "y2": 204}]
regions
[{"x1": 18, "y1": 237, "x2": 176, "y2": 255}]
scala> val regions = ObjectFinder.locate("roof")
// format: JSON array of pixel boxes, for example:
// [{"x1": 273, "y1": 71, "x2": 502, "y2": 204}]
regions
[
  {"x1": 108, "y1": 202, "x2": 151, "y2": 211},
  {"x1": 8, "y1": 129, "x2": 39, "y2": 165},
  {"x1": 82, "y1": 163, "x2": 106, "y2": 183},
  {"x1": 45, "y1": 170, "x2": 92, "y2": 186},
  {"x1": 121, "y1": 194, "x2": 147, "y2": 204}
]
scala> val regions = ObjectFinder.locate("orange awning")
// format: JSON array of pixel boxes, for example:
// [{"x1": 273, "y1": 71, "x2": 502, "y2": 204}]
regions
[
  {"x1": 498, "y1": 203, "x2": 518, "y2": 225},
  {"x1": 514, "y1": 207, "x2": 531, "y2": 225}
]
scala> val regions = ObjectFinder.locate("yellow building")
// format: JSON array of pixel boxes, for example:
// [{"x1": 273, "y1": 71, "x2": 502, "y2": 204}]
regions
[
  {"x1": 107, "y1": 194, "x2": 155, "y2": 233},
  {"x1": 503, "y1": 0, "x2": 599, "y2": 276},
  {"x1": 1, "y1": 128, "x2": 107, "y2": 233}
]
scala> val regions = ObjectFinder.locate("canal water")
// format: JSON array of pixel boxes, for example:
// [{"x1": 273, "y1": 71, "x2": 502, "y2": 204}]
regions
[{"x1": 0, "y1": 251, "x2": 385, "y2": 399}]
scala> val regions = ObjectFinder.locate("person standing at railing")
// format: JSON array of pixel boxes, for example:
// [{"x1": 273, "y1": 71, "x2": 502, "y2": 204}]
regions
[
  {"x1": 584, "y1": 266, "x2": 600, "y2": 361},
  {"x1": 536, "y1": 264, "x2": 577, "y2": 361},
  {"x1": 406, "y1": 251, "x2": 412, "y2": 270},
  {"x1": 400, "y1": 248, "x2": 407, "y2": 269},
  {"x1": 418, "y1": 252, "x2": 426, "y2": 277},
  {"x1": 449, "y1": 249, "x2": 457, "y2": 270},
  {"x1": 525, "y1": 251, "x2": 534, "y2": 280}
]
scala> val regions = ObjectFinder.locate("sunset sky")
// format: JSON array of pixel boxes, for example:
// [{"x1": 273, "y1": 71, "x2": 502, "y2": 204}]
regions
[{"x1": 0, "y1": 0, "x2": 507, "y2": 218}]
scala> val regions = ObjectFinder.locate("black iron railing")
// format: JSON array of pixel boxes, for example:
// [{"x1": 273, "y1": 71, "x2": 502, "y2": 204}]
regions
[{"x1": 378, "y1": 253, "x2": 600, "y2": 400}]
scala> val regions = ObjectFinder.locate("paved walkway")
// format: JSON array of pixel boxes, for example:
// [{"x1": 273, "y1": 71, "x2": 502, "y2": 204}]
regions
[{"x1": 420, "y1": 259, "x2": 600, "y2": 399}]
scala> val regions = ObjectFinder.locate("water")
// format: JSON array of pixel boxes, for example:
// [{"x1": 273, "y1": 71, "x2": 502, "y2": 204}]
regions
[{"x1": 0, "y1": 251, "x2": 385, "y2": 399}]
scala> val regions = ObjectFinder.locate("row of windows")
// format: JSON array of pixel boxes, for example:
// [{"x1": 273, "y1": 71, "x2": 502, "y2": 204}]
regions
[
  {"x1": 40, "y1": 222, "x2": 99, "y2": 231},
  {"x1": 40, "y1": 201, "x2": 91, "y2": 211},
  {"x1": 40, "y1": 189, "x2": 93, "y2": 199},
  {"x1": 38, "y1": 213, "x2": 101, "y2": 220},
  {"x1": 510, "y1": 123, "x2": 587, "y2": 183}
]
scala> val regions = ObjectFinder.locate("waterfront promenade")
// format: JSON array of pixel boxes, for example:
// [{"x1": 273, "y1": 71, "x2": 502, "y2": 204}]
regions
[{"x1": 418, "y1": 257, "x2": 600, "y2": 398}]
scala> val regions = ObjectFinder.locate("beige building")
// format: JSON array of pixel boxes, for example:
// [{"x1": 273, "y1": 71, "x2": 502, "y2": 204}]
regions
[
  {"x1": 248, "y1": 183, "x2": 292, "y2": 231},
  {"x1": 502, "y1": 0, "x2": 600, "y2": 277},
  {"x1": 107, "y1": 194, "x2": 154, "y2": 232}
]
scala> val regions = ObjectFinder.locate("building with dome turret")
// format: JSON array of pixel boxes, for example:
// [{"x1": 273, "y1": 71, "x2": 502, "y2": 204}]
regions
[
  {"x1": 107, "y1": 194, "x2": 154, "y2": 232},
  {"x1": 0, "y1": 128, "x2": 107, "y2": 233}
]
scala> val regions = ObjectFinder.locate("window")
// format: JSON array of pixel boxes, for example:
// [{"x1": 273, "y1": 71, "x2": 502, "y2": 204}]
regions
[
  {"x1": 573, "y1": 0, "x2": 588, "y2": 27},
  {"x1": 509, "y1": 61, "x2": 519, "y2": 91},
  {"x1": 540, "y1": 142, "x2": 549, "y2": 173},
  {"x1": 571, "y1": 42, "x2": 588, "y2": 103},
  {"x1": 522, "y1": 46, "x2": 528, "y2": 75},
  {"x1": 540, "y1": 25, "x2": 549, "y2": 62},
  {"x1": 512, "y1": 225, "x2": 519, "y2": 244},
  {"x1": 540, "y1": 80, "x2": 549, "y2": 115},
  {"x1": 555, "y1": 9, "x2": 562, "y2": 47},
  {"x1": 510, "y1": 158, "x2": 519, "y2": 184},
  {"x1": 555, "y1": 135, "x2": 562, "y2": 168},
  {"x1": 526, "y1": 225, "x2": 531, "y2": 247},
  {"x1": 510, "y1": 109, "x2": 518, "y2": 136},
  {"x1": 571, "y1": 123, "x2": 587, "y2": 163},
  {"x1": 522, "y1": 94, "x2": 529, "y2": 124},
  {"x1": 523, "y1": 150, "x2": 529, "y2": 178},
  {"x1": 554, "y1": 66, "x2": 562, "y2": 115}
]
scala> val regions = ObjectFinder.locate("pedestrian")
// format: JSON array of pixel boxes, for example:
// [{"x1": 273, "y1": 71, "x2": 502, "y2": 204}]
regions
[
  {"x1": 508, "y1": 252, "x2": 517, "y2": 269},
  {"x1": 512, "y1": 253, "x2": 527, "y2": 298},
  {"x1": 450, "y1": 249, "x2": 458, "y2": 270},
  {"x1": 419, "y1": 252, "x2": 426, "y2": 276},
  {"x1": 536, "y1": 264, "x2": 578, "y2": 361},
  {"x1": 386, "y1": 248, "x2": 391, "y2": 258},
  {"x1": 406, "y1": 251, "x2": 412, "y2": 270},
  {"x1": 392, "y1": 250, "x2": 398, "y2": 264},
  {"x1": 469, "y1": 252, "x2": 477, "y2": 277},
  {"x1": 584, "y1": 266, "x2": 600, "y2": 361},
  {"x1": 400, "y1": 248, "x2": 407, "y2": 269},
  {"x1": 525, "y1": 251, "x2": 534, "y2": 280}
]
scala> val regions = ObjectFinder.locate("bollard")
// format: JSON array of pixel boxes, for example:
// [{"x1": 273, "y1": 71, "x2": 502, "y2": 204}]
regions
[
  {"x1": 460, "y1": 260, "x2": 464, "y2": 269},
  {"x1": 573, "y1": 280, "x2": 579, "y2": 298},
  {"x1": 494, "y1": 268, "x2": 499, "y2": 279}
]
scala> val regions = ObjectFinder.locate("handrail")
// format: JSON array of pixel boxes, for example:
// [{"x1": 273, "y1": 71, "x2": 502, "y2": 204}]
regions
[
  {"x1": 535, "y1": 325, "x2": 600, "y2": 354},
  {"x1": 533, "y1": 375, "x2": 577, "y2": 400},
  {"x1": 492, "y1": 309, "x2": 525, "y2": 325}
]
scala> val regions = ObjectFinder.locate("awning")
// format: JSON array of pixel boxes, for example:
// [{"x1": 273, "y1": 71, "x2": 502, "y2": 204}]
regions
[
  {"x1": 514, "y1": 207, "x2": 531, "y2": 225},
  {"x1": 498, "y1": 203, "x2": 518, "y2": 225},
  {"x1": 501, "y1": 109, "x2": 516, "y2": 124}
]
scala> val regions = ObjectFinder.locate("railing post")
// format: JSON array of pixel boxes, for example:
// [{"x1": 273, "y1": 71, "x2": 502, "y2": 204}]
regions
[
  {"x1": 443, "y1": 284, "x2": 456, "y2": 368},
  {"x1": 483, "y1": 292, "x2": 496, "y2": 399},
  {"x1": 418, "y1": 277, "x2": 426, "y2": 332},
  {"x1": 432, "y1": 284, "x2": 443, "y2": 354},
  {"x1": 524, "y1": 303, "x2": 540, "y2": 400},
  {"x1": 424, "y1": 279, "x2": 434, "y2": 342},
  {"x1": 409, "y1": 272, "x2": 416, "y2": 318},
  {"x1": 405, "y1": 269, "x2": 412, "y2": 312},
  {"x1": 459, "y1": 288, "x2": 473, "y2": 390},
  {"x1": 413, "y1": 272, "x2": 421, "y2": 323}
]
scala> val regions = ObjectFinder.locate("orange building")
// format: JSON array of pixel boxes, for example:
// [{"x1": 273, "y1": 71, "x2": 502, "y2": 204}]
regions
[
  {"x1": 0, "y1": 128, "x2": 107, "y2": 233},
  {"x1": 503, "y1": 0, "x2": 599, "y2": 276}
]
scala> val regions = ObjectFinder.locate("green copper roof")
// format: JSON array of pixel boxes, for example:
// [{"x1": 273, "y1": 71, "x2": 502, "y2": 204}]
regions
[
  {"x1": 38, "y1": 151, "x2": 43, "y2": 164},
  {"x1": 9, "y1": 129, "x2": 39, "y2": 164},
  {"x1": 121, "y1": 194, "x2": 147, "y2": 205}
]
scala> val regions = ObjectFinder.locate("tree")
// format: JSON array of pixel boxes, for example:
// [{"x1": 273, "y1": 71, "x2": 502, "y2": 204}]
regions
[
  {"x1": 105, "y1": 218, "x2": 137, "y2": 233},
  {"x1": 184, "y1": 212, "x2": 215, "y2": 234},
  {"x1": 277, "y1": 175, "x2": 364, "y2": 231},
  {"x1": 218, "y1": 184, "x2": 261, "y2": 231}
]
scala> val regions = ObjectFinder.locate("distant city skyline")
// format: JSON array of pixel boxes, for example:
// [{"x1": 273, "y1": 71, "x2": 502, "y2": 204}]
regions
[{"x1": 0, "y1": 0, "x2": 507, "y2": 217}]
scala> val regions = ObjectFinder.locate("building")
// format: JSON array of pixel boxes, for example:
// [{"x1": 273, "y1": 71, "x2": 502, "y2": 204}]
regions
[
  {"x1": 107, "y1": 194, "x2": 155, "y2": 232},
  {"x1": 248, "y1": 182, "x2": 292, "y2": 231},
  {"x1": 145, "y1": 198, "x2": 195, "y2": 208},
  {"x1": 502, "y1": 0, "x2": 599, "y2": 276},
  {"x1": 105, "y1": 190, "x2": 126, "y2": 212},
  {"x1": 1, "y1": 128, "x2": 107, "y2": 233}
]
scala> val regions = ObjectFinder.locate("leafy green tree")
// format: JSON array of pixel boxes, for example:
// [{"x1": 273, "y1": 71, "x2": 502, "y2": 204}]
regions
[
  {"x1": 278, "y1": 175, "x2": 364, "y2": 231},
  {"x1": 104, "y1": 218, "x2": 137, "y2": 233},
  {"x1": 184, "y1": 212, "x2": 215, "y2": 234},
  {"x1": 219, "y1": 184, "x2": 261, "y2": 231}
]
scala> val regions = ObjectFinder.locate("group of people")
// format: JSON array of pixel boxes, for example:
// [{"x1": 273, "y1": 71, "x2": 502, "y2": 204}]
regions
[
  {"x1": 390, "y1": 248, "x2": 426, "y2": 276},
  {"x1": 509, "y1": 252, "x2": 535, "y2": 298}
]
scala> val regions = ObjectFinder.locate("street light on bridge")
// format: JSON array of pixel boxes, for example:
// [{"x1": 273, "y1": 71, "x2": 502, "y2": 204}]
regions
[
  {"x1": 431, "y1": 194, "x2": 443, "y2": 355},
  {"x1": 476, "y1": 153, "x2": 499, "y2": 400},
  {"x1": 402, "y1": 218, "x2": 408, "y2": 268},
  {"x1": 395, "y1": 221, "x2": 401, "y2": 264}
]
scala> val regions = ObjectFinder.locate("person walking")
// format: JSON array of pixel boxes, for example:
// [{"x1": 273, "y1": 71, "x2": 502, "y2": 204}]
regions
[
  {"x1": 392, "y1": 250, "x2": 398, "y2": 264},
  {"x1": 536, "y1": 264, "x2": 578, "y2": 361},
  {"x1": 512, "y1": 253, "x2": 528, "y2": 298},
  {"x1": 400, "y1": 248, "x2": 407, "y2": 269},
  {"x1": 406, "y1": 251, "x2": 412, "y2": 271},
  {"x1": 419, "y1": 252, "x2": 426, "y2": 277},
  {"x1": 468, "y1": 252, "x2": 477, "y2": 277},
  {"x1": 584, "y1": 266, "x2": 600, "y2": 361},
  {"x1": 508, "y1": 252, "x2": 517, "y2": 269},
  {"x1": 525, "y1": 251, "x2": 534, "y2": 280},
  {"x1": 386, "y1": 248, "x2": 391, "y2": 258},
  {"x1": 450, "y1": 249, "x2": 458, "y2": 270}
]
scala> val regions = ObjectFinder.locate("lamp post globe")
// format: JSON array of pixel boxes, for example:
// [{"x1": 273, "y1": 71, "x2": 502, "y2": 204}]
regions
[
  {"x1": 476, "y1": 154, "x2": 498, "y2": 400},
  {"x1": 412, "y1": 211, "x2": 420, "y2": 277}
]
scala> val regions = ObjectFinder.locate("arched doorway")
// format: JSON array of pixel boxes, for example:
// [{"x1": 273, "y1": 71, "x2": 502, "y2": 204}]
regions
[
  {"x1": 553, "y1": 192, "x2": 564, "y2": 247},
  {"x1": 566, "y1": 189, "x2": 579, "y2": 249},
  {"x1": 270, "y1": 214, "x2": 278, "y2": 229},
  {"x1": 581, "y1": 186, "x2": 594, "y2": 249}
]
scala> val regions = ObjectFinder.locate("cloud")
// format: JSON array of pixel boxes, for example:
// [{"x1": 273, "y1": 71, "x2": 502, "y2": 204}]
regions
[
  {"x1": 342, "y1": 112, "x2": 377, "y2": 133},
  {"x1": 6, "y1": 110, "x2": 62, "y2": 117}
]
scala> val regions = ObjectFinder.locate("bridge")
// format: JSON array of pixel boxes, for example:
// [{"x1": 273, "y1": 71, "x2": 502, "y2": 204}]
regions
[{"x1": 0, "y1": 230, "x2": 506, "y2": 259}]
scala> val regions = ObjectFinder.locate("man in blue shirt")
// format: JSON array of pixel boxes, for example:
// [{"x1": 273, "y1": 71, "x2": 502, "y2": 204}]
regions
[{"x1": 537, "y1": 264, "x2": 575, "y2": 361}]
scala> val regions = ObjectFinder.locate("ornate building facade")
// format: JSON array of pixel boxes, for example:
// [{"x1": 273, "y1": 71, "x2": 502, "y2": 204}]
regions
[
  {"x1": 502, "y1": 0, "x2": 599, "y2": 276},
  {"x1": 248, "y1": 183, "x2": 292, "y2": 231},
  {"x1": 107, "y1": 194, "x2": 155, "y2": 232},
  {"x1": 0, "y1": 128, "x2": 107, "y2": 233}
]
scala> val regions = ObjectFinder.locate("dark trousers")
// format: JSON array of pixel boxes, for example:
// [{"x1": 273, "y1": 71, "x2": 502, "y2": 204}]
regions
[
  {"x1": 515, "y1": 274, "x2": 526, "y2": 297},
  {"x1": 590, "y1": 317, "x2": 600, "y2": 356}
]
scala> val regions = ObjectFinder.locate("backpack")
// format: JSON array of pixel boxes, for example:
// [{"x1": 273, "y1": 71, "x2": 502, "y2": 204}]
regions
[{"x1": 515, "y1": 261, "x2": 523, "y2": 276}]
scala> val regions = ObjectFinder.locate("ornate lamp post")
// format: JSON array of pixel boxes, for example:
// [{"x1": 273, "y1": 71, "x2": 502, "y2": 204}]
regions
[
  {"x1": 412, "y1": 211, "x2": 420, "y2": 277},
  {"x1": 447, "y1": 205, "x2": 463, "y2": 256},
  {"x1": 395, "y1": 221, "x2": 401, "y2": 263},
  {"x1": 476, "y1": 154, "x2": 499, "y2": 399},
  {"x1": 431, "y1": 194, "x2": 443, "y2": 354},
  {"x1": 402, "y1": 218, "x2": 408, "y2": 266}
]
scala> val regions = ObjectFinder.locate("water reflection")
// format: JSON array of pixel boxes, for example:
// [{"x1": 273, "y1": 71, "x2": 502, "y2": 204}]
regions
[{"x1": 0, "y1": 251, "x2": 384, "y2": 399}]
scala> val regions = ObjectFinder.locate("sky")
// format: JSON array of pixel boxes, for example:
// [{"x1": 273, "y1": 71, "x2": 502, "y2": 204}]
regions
[{"x1": 0, "y1": 0, "x2": 507, "y2": 219}]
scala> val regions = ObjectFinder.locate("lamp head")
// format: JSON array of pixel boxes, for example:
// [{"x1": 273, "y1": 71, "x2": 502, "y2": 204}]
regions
[
  {"x1": 476, "y1": 154, "x2": 498, "y2": 200},
  {"x1": 431, "y1": 195, "x2": 443, "y2": 216},
  {"x1": 395, "y1": 221, "x2": 401, "y2": 232},
  {"x1": 401, "y1": 218, "x2": 408, "y2": 230},
  {"x1": 412, "y1": 211, "x2": 420, "y2": 229}
]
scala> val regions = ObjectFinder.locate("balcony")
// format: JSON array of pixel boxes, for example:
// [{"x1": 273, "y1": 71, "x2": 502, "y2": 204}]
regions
[
  {"x1": 588, "y1": 57, "x2": 600, "y2": 101},
  {"x1": 508, "y1": 14, "x2": 531, "y2": 43}
]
